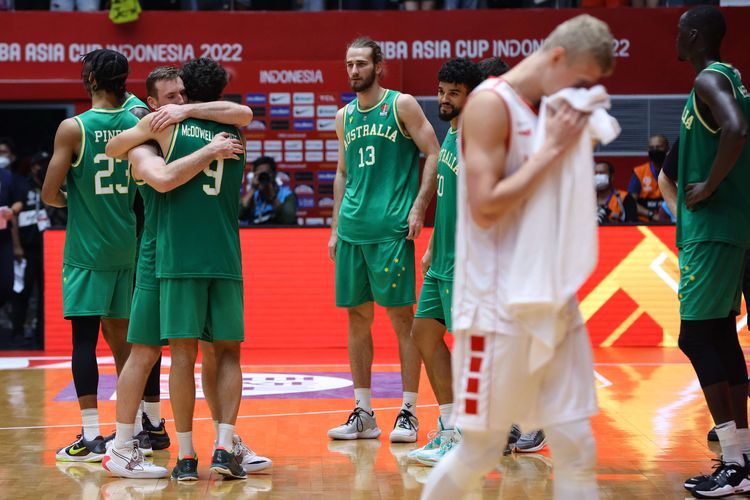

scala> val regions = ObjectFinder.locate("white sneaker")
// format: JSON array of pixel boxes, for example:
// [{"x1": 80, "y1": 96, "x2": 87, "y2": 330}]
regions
[
  {"x1": 408, "y1": 416, "x2": 450, "y2": 461},
  {"x1": 415, "y1": 428, "x2": 461, "y2": 466},
  {"x1": 101, "y1": 439, "x2": 169, "y2": 479},
  {"x1": 390, "y1": 409, "x2": 419, "y2": 443},
  {"x1": 233, "y1": 435, "x2": 272, "y2": 473},
  {"x1": 328, "y1": 407, "x2": 381, "y2": 440}
]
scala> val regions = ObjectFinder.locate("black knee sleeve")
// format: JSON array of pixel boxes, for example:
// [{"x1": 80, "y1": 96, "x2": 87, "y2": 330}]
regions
[
  {"x1": 679, "y1": 317, "x2": 745, "y2": 388},
  {"x1": 71, "y1": 316, "x2": 101, "y2": 397},
  {"x1": 143, "y1": 354, "x2": 162, "y2": 398},
  {"x1": 714, "y1": 316, "x2": 748, "y2": 387}
]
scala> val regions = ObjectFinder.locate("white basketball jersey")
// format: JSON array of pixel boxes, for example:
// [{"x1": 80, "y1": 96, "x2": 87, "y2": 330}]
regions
[{"x1": 452, "y1": 78, "x2": 539, "y2": 334}]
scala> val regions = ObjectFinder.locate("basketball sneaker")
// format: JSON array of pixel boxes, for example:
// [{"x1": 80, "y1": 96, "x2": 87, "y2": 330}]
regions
[
  {"x1": 101, "y1": 439, "x2": 168, "y2": 479},
  {"x1": 690, "y1": 460, "x2": 750, "y2": 498},
  {"x1": 390, "y1": 409, "x2": 419, "y2": 443},
  {"x1": 56, "y1": 431, "x2": 107, "y2": 462},
  {"x1": 210, "y1": 447, "x2": 247, "y2": 480},
  {"x1": 171, "y1": 456, "x2": 199, "y2": 481},
  {"x1": 328, "y1": 407, "x2": 381, "y2": 440},
  {"x1": 408, "y1": 417, "x2": 451, "y2": 461},
  {"x1": 233, "y1": 435, "x2": 272, "y2": 473},
  {"x1": 143, "y1": 414, "x2": 171, "y2": 451},
  {"x1": 134, "y1": 430, "x2": 153, "y2": 456},
  {"x1": 685, "y1": 459, "x2": 724, "y2": 491},
  {"x1": 414, "y1": 428, "x2": 461, "y2": 467},
  {"x1": 514, "y1": 429, "x2": 547, "y2": 453},
  {"x1": 504, "y1": 424, "x2": 522, "y2": 455}
]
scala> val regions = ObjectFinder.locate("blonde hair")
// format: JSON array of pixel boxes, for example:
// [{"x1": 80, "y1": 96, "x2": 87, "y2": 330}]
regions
[{"x1": 542, "y1": 14, "x2": 614, "y2": 74}]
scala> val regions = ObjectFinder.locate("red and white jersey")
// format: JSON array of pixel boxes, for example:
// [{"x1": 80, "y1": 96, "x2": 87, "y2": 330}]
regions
[{"x1": 452, "y1": 78, "x2": 539, "y2": 334}]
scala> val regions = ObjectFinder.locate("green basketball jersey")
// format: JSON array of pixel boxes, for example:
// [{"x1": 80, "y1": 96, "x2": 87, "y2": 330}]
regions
[
  {"x1": 677, "y1": 62, "x2": 750, "y2": 249},
  {"x1": 427, "y1": 128, "x2": 459, "y2": 281},
  {"x1": 338, "y1": 89, "x2": 420, "y2": 244},
  {"x1": 134, "y1": 179, "x2": 160, "y2": 290},
  {"x1": 64, "y1": 108, "x2": 138, "y2": 270},
  {"x1": 123, "y1": 93, "x2": 149, "y2": 113},
  {"x1": 157, "y1": 118, "x2": 245, "y2": 280}
]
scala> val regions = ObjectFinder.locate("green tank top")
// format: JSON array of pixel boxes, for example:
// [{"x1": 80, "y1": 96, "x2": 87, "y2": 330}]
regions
[
  {"x1": 157, "y1": 118, "x2": 245, "y2": 280},
  {"x1": 64, "y1": 107, "x2": 138, "y2": 270},
  {"x1": 123, "y1": 93, "x2": 149, "y2": 113},
  {"x1": 134, "y1": 179, "x2": 160, "y2": 289},
  {"x1": 338, "y1": 89, "x2": 420, "y2": 244},
  {"x1": 428, "y1": 128, "x2": 459, "y2": 280},
  {"x1": 677, "y1": 62, "x2": 750, "y2": 248}
]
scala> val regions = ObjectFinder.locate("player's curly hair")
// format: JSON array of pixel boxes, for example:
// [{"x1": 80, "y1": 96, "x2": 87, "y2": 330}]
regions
[
  {"x1": 477, "y1": 57, "x2": 510, "y2": 80},
  {"x1": 81, "y1": 49, "x2": 129, "y2": 100},
  {"x1": 438, "y1": 58, "x2": 482, "y2": 92},
  {"x1": 180, "y1": 58, "x2": 228, "y2": 103}
]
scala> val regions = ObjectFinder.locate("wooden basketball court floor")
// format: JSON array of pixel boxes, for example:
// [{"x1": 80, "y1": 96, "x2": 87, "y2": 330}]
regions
[{"x1": 0, "y1": 346, "x2": 738, "y2": 499}]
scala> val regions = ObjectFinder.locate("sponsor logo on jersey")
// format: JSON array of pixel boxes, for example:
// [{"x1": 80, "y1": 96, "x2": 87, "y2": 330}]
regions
[
  {"x1": 294, "y1": 120, "x2": 314, "y2": 131},
  {"x1": 317, "y1": 105, "x2": 338, "y2": 118},
  {"x1": 293, "y1": 106, "x2": 314, "y2": 118},
  {"x1": 269, "y1": 92, "x2": 291, "y2": 105},
  {"x1": 379, "y1": 103, "x2": 389, "y2": 117},
  {"x1": 246, "y1": 93, "x2": 266, "y2": 105},
  {"x1": 293, "y1": 92, "x2": 315, "y2": 105},
  {"x1": 270, "y1": 107, "x2": 290, "y2": 117}
]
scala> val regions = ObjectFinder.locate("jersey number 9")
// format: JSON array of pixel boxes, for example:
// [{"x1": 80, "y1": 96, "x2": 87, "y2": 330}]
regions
[{"x1": 203, "y1": 159, "x2": 224, "y2": 196}]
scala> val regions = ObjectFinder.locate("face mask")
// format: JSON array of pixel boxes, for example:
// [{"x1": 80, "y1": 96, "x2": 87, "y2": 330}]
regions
[
  {"x1": 0, "y1": 156, "x2": 9, "y2": 169},
  {"x1": 594, "y1": 173, "x2": 609, "y2": 191},
  {"x1": 648, "y1": 149, "x2": 666, "y2": 165}
]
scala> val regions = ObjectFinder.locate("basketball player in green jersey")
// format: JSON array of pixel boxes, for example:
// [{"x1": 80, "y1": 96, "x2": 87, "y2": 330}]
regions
[
  {"x1": 123, "y1": 92, "x2": 149, "y2": 119},
  {"x1": 408, "y1": 58, "x2": 481, "y2": 465},
  {"x1": 104, "y1": 65, "x2": 270, "y2": 479},
  {"x1": 673, "y1": 7, "x2": 750, "y2": 497},
  {"x1": 328, "y1": 37, "x2": 440, "y2": 443},
  {"x1": 42, "y1": 49, "x2": 138, "y2": 462},
  {"x1": 104, "y1": 58, "x2": 251, "y2": 480}
]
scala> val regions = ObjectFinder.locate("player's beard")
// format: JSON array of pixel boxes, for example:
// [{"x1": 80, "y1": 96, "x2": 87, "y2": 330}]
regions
[
  {"x1": 350, "y1": 72, "x2": 377, "y2": 93},
  {"x1": 438, "y1": 104, "x2": 460, "y2": 122}
]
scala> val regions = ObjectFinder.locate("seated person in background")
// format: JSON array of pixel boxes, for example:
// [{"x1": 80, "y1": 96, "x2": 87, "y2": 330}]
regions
[
  {"x1": 628, "y1": 134, "x2": 669, "y2": 222},
  {"x1": 240, "y1": 156, "x2": 297, "y2": 225},
  {"x1": 595, "y1": 160, "x2": 637, "y2": 224}
]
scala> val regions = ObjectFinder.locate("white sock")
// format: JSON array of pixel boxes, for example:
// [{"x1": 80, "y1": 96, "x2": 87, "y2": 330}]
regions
[
  {"x1": 115, "y1": 422, "x2": 134, "y2": 449},
  {"x1": 354, "y1": 388, "x2": 372, "y2": 412},
  {"x1": 81, "y1": 409, "x2": 100, "y2": 441},
  {"x1": 218, "y1": 423, "x2": 235, "y2": 451},
  {"x1": 402, "y1": 391, "x2": 418, "y2": 414},
  {"x1": 716, "y1": 421, "x2": 742, "y2": 465},
  {"x1": 143, "y1": 401, "x2": 161, "y2": 426},
  {"x1": 176, "y1": 431, "x2": 195, "y2": 459},
  {"x1": 212, "y1": 420, "x2": 219, "y2": 446},
  {"x1": 133, "y1": 406, "x2": 144, "y2": 434},
  {"x1": 439, "y1": 403, "x2": 454, "y2": 429},
  {"x1": 738, "y1": 428, "x2": 750, "y2": 458}
]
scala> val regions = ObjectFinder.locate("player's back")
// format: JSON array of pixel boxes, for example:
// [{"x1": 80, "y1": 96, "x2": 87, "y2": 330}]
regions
[
  {"x1": 65, "y1": 107, "x2": 138, "y2": 270},
  {"x1": 157, "y1": 117, "x2": 245, "y2": 280}
]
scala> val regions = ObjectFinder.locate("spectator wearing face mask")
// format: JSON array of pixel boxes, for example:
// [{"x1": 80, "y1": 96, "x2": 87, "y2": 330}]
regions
[
  {"x1": 595, "y1": 160, "x2": 638, "y2": 225},
  {"x1": 627, "y1": 134, "x2": 669, "y2": 222}
]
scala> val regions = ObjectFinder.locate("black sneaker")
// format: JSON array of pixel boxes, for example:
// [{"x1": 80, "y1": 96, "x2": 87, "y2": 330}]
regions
[
  {"x1": 707, "y1": 427, "x2": 719, "y2": 442},
  {"x1": 504, "y1": 424, "x2": 522, "y2": 455},
  {"x1": 143, "y1": 415, "x2": 171, "y2": 451},
  {"x1": 171, "y1": 456, "x2": 199, "y2": 481},
  {"x1": 685, "y1": 457, "x2": 726, "y2": 491},
  {"x1": 691, "y1": 460, "x2": 750, "y2": 498},
  {"x1": 515, "y1": 429, "x2": 547, "y2": 453},
  {"x1": 134, "y1": 430, "x2": 153, "y2": 456},
  {"x1": 56, "y1": 431, "x2": 107, "y2": 462},
  {"x1": 210, "y1": 447, "x2": 247, "y2": 480}
]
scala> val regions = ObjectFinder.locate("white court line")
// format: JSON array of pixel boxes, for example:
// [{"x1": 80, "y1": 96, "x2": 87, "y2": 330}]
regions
[
  {"x1": 594, "y1": 371, "x2": 613, "y2": 389},
  {"x1": 650, "y1": 252, "x2": 679, "y2": 293},
  {"x1": 0, "y1": 403, "x2": 438, "y2": 432}
]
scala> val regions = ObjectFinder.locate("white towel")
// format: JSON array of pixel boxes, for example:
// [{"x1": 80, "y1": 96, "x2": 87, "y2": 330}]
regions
[{"x1": 506, "y1": 85, "x2": 621, "y2": 373}]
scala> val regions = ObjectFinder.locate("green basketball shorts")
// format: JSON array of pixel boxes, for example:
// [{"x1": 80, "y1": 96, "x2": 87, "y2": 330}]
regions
[
  {"x1": 415, "y1": 272, "x2": 453, "y2": 332},
  {"x1": 62, "y1": 264, "x2": 133, "y2": 319}
]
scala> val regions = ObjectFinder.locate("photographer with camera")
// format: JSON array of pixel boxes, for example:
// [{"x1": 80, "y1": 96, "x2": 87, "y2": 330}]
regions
[
  {"x1": 595, "y1": 160, "x2": 637, "y2": 225},
  {"x1": 240, "y1": 156, "x2": 297, "y2": 225}
]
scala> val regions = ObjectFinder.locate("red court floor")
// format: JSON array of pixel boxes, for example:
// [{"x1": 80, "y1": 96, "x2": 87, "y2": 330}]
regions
[{"x1": 0, "y1": 346, "x2": 736, "y2": 499}]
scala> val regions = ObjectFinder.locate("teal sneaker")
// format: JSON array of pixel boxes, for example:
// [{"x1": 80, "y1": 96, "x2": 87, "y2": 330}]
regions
[
  {"x1": 414, "y1": 428, "x2": 461, "y2": 467},
  {"x1": 407, "y1": 417, "x2": 451, "y2": 461}
]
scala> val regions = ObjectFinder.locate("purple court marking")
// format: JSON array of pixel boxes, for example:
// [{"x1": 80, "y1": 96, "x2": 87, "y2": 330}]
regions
[{"x1": 53, "y1": 372, "x2": 404, "y2": 401}]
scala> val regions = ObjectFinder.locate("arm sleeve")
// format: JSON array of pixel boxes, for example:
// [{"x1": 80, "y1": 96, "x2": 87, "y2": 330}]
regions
[{"x1": 662, "y1": 137, "x2": 679, "y2": 183}]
